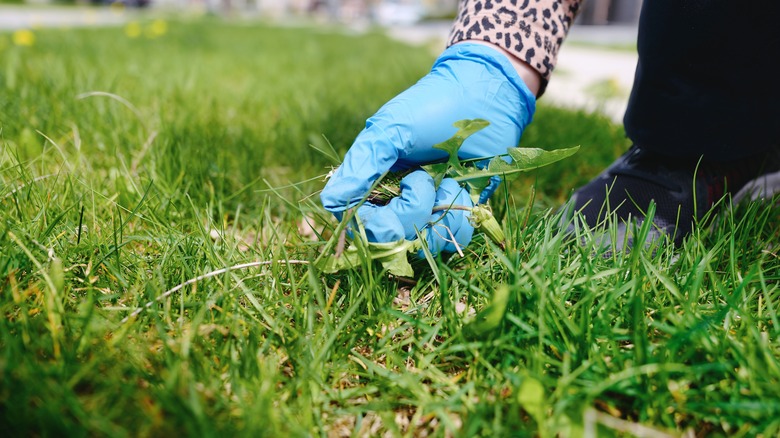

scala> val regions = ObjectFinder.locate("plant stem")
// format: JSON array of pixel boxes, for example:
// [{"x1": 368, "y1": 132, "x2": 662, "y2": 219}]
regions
[{"x1": 431, "y1": 205, "x2": 473, "y2": 213}]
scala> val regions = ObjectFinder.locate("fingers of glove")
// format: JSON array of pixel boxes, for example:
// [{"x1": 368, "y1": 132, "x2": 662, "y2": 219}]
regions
[
  {"x1": 353, "y1": 170, "x2": 436, "y2": 243},
  {"x1": 478, "y1": 175, "x2": 503, "y2": 205},
  {"x1": 320, "y1": 121, "x2": 401, "y2": 213},
  {"x1": 354, "y1": 204, "x2": 405, "y2": 243},
  {"x1": 385, "y1": 170, "x2": 437, "y2": 240},
  {"x1": 422, "y1": 178, "x2": 475, "y2": 257}
]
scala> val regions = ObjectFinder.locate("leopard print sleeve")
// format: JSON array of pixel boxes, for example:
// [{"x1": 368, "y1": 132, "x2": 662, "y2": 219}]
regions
[{"x1": 448, "y1": 0, "x2": 583, "y2": 95}]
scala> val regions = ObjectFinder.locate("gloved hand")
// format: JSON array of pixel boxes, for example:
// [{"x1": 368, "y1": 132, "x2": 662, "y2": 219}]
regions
[
  {"x1": 321, "y1": 42, "x2": 537, "y2": 255},
  {"x1": 355, "y1": 170, "x2": 474, "y2": 257}
]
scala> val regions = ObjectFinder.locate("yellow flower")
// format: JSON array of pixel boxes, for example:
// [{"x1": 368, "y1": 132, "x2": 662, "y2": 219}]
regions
[
  {"x1": 125, "y1": 21, "x2": 141, "y2": 38},
  {"x1": 12, "y1": 29, "x2": 35, "y2": 47},
  {"x1": 145, "y1": 19, "x2": 168, "y2": 39}
]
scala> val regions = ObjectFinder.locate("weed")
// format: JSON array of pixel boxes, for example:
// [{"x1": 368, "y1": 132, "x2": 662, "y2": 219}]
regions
[{"x1": 1, "y1": 18, "x2": 778, "y2": 437}]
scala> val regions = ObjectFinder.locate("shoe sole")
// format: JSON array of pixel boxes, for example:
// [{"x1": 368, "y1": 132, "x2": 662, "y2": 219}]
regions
[{"x1": 733, "y1": 170, "x2": 780, "y2": 203}]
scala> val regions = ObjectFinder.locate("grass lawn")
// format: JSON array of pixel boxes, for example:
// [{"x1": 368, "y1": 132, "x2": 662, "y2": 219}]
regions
[{"x1": 1, "y1": 16, "x2": 779, "y2": 437}]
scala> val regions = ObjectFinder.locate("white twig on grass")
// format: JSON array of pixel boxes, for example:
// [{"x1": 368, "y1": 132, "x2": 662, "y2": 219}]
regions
[
  {"x1": 430, "y1": 224, "x2": 464, "y2": 258},
  {"x1": 3, "y1": 174, "x2": 56, "y2": 199},
  {"x1": 584, "y1": 408, "x2": 685, "y2": 438},
  {"x1": 121, "y1": 260, "x2": 309, "y2": 323},
  {"x1": 444, "y1": 225, "x2": 464, "y2": 258}
]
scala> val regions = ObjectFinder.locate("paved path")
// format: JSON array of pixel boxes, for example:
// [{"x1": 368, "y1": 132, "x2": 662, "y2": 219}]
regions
[
  {"x1": 0, "y1": 5, "x2": 128, "y2": 30},
  {"x1": 547, "y1": 43, "x2": 637, "y2": 122}
]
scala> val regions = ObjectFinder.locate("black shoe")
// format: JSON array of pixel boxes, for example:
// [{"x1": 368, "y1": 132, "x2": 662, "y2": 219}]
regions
[{"x1": 562, "y1": 145, "x2": 780, "y2": 248}]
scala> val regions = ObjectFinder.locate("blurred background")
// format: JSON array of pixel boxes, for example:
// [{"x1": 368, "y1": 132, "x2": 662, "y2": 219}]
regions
[
  {"x1": 2, "y1": 0, "x2": 643, "y2": 26},
  {"x1": 0, "y1": 0, "x2": 643, "y2": 122}
]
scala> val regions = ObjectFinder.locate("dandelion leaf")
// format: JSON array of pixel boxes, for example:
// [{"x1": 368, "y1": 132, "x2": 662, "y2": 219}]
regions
[
  {"x1": 316, "y1": 246, "x2": 363, "y2": 273},
  {"x1": 316, "y1": 239, "x2": 415, "y2": 278},
  {"x1": 486, "y1": 156, "x2": 518, "y2": 173},
  {"x1": 506, "y1": 145, "x2": 580, "y2": 172},
  {"x1": 432, "y1": 119, "x2": 490, "y2": 175},
  {"x1": 367, "y1": 240, "x2": 416, "y2": 278},
  {"x1": 453, "y1": 146, "x2": 580, "y2": 194},
  {"x1": 420, "y1": 162, "x2": 450, "y2": 188}
]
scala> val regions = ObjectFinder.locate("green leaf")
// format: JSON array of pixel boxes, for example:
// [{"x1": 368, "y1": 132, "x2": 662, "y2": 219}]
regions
[
  {"x1": 367, "y1": 240, "x2": 416, "y2": 278},
  {"x1": 506, "y1": 145, "x2": 580, "y2": 172},
  {"x1": 462, "y1": 285, "x2": 511, "y2": 338},
  {"x1": 461, "y1": 156, "x2": 517, "y2": 198},
  {"x1": 420, "y1": 162, "x2": 449, "y2": 188},
  {"x1": 452, "y1": 146, "x2": 580, "y2": 198},
  {"x1": 517, "y1": 376, "x2": 547, "y2": 431},
  {"x1": 485, "y1": 155, "x2": 521, "y2": 173},
  {"x1": 315, "y1": 245, "x2": 363, "y2": 273},
  {"x1": 316, "y1": 239, "x2": 417, "y2": 278},
  {"x1": 464, "y1": 175, "x2": 491, "y2": 201},
  {"x1": 432, "y1": 119, "x2": 490, "y2": 175}
]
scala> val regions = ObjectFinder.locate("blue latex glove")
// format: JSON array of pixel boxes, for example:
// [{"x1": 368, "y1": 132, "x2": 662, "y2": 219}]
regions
[
  {"x1": 321, "y1": 43, "x2": 536, "y2": 253},
  {"x1": 355, "y1": 171, "x2": 474, "y2": 257},
  {"x1": 424, "y1": 177, "x2": 475, "y2": 256}
]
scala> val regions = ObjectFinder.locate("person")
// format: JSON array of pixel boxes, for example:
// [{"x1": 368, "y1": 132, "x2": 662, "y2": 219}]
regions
[{"x1": 320, "y1": 0, "x2": 780, "y2": 255}]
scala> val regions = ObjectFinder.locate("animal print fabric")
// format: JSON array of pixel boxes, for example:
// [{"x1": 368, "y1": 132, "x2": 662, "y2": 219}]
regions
[{"x1": 448, "y1": 0, "x2": 583, "y2": 94}]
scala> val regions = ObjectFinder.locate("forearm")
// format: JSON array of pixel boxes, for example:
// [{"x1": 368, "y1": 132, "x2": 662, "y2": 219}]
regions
[{"x1": 447, "y1": 0, "x2": 583, "y2": 96}]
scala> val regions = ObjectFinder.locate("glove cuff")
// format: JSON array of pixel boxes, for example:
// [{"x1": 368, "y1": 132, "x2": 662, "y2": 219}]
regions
[{"x1": 435, "y1": 43, "x2": 537, "y2": 129}]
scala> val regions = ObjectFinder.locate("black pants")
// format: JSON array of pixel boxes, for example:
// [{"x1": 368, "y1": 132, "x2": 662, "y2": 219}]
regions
[{"x1": 623, "y1": 0, "x2": 780, "y2": 160}]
